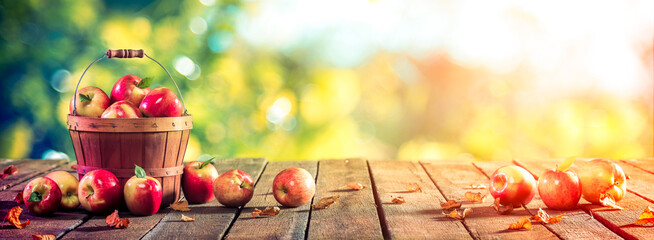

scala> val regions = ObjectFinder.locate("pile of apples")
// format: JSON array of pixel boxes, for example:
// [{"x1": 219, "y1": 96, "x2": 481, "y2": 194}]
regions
[
  {"x1": 489, "y1": 158, "x2": 627, "y2": 210},
  {"x1": 70, "y1": 74, "x2": 183, "y2": 118}
]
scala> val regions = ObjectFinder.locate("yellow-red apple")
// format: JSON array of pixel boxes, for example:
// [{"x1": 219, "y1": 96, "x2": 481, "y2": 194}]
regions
[
  {"x1": 213, "y1": 170, "x2": 254, "y2": 207},
  {"x1": 273, "y1": 168, "x2": 315, "y2": 207},
  {"x1": 101, "y1": 100, "x2": 142, "y2": 118},
  {"x1": 69, "y1": 86, "x2": 110, "y2": 117},
  {"x1": 109, "y1": 74, "x2": 151, "y2": 106},
  {"x1": 538, "y1": 169, "x2": 581, "y2": 210},
  {"x1": 489, "y1": 165, "x2": 537, "y2": 207},
  {"x1": 78, "y1": 169, "x2": 123, "y2": 214},
  {"x1": 23, "y1": 177, "x2": 62, "y2": 215},
  {"x1": 182, "y1": 158, "x2": 219, "y2": 204},
  {"x1": 45, "y1": 171, "x2": 80, "y2": 210},
  {"x1": 577, "y1": 158, "x2": 627, "y2": 204},
  {"x1": 124, "y1": 165, "x2": 162, "y2": 216}
]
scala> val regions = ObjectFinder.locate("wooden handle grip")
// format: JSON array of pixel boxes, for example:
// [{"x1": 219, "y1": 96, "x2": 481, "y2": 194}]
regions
[{"x1": 106, "y1": 49, "x2": 144, "y2": 58}]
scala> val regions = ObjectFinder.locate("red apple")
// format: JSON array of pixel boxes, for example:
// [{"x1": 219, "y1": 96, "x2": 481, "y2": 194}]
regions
[
  {"x1": 23, "y1": 177, "x2": 62, "y2": 215},
  {"x1": 577, "y1": 158, "x2": 627, "y2": 204},
  {"x1": 273, "y1": 168, "x2": 315, "y2": 207},
  {"x1": 538, "y1": 169, "x2": 581, "y2": 210},
  {"x1": 109, "y1": 74, "x2": 151, "y2": 105},
  {"x1": 69, "y1": 86, "x2": 110, "y2": 118},
  {"x1": 139, "y1": 87, "x2": 183, "y2": 117},
  {"x1": 213, "y1": 170, "x2": 254, "y2": 207},
  {"x1": 78, "y1": 169, "x2": 123, "y2": 214},
  {"x1": 124, "y1": 165, "x2": 162, "y2": 216},
  {"x1": 44, "y1": 171, "x2": 80, "y2": 210},
  {"x1": 101, "y1": 100, "x2": 143, "y2": 118},
  {"x1": 182, "y1": 158, "x2": 219, "y2": 204},
  {"x1": 489, "y1": 165, "x2": 537, "y2": 207}
]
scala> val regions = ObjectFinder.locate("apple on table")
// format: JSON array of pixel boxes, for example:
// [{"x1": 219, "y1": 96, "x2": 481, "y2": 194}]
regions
[
  {"x1": 537, "y1": 158, "x2": 582, "y2": 210},
  {"x1": 489, "y1": 165, "x2": 537, "y2": 208},
  {"x1": 139, "y1": 86, "x2": 183, "y2": 117},
  {"x1": 101, "y1": 100, "x2": 143, "y2": 118},
  {"x1": 78, "y1": 169, "x2": 123, "y2": 214},
  {"x1": 213, "y1": 170, "x2": 254, "y2": 207},
  {"x1": 44, "y1": 171, "x2": 80, "y2": 210},
  {"x1": 182, "y1": 157, "x2": 219, "y2": 204},
  {"x1": 69, "y1": 86, "x2": 110, "y2": 118},
  {"x1": 124, "y1": 165, "x2": 162, "y2": 216},
  {"x1": 23, "y1": 177, "x2": 62, "y2": 215},
  {"x1": 109, "y1": 74, "x2": 151, "y2": 106},
  {"x1": 577, "y1": 158, "x2": 627, "y2": 204},
  {"x1": 273, "y1": 168, "x2": 315, "y2": 207}
]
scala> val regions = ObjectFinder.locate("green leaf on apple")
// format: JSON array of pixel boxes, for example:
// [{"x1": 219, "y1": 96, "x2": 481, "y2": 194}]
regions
[
  {"x1": 135, "y1": 165, "x2": 146, "y2": 178},
  {"x1": 79, "y1": 93, "x2": 92, "y2": 102},
  {"x1": 137, "y1": 77, "x2": 153, "y2": 89},
  {"x1": 557, "y1": 156, "x2": 576, "y2": 172},
  {"x1": 26, "y1": 192, "x2": 42, "y2": 202},
  {"x1": 200, "y1": 157, "x2": 215, "y2": 169}
]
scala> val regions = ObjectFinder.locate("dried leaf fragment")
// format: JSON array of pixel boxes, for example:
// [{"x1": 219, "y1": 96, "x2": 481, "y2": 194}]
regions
[
  {"x1": 312, "y1": 195, "x2": 340, "y2": 209},
  {"x1": 181, "y1": 214, "x2": 195, "y2": 222},
  {"x1": 1, "y1": 165, "x2": 18, "y2": 179},
  {"x1": 170, "y1": 200, "x2": 191, "y2": 211},
  {"x1": 531, "y1": 208, "x2": 564, "y2": 224},
  {"x1": 440, "y1": 200, "x2": 462, "y2": 210},
  {"x1": 4, "y1": 206, "x2": 30, "y2": 229},
  {"x1": 32, "y1": 234, "x2": 55, "y2": 240},
  {"x1": 106, "y1": 210, "x2": 129, "y2": 229},
  {"x1": 492, "y1": 198, "x2": 513, "y2": 215},
  {"x1": 346, "y1": 182, "x2": 366, "y2": 190},
  {"x1": 71, "y1": 164, "x2": 77, "y2": 170},
  {"x1": 465, "y1": 191, "x2": 486, "y2": 203},
  {"x1": 468, "y1": 184, "x2": 487, "y2": 189},
  {"x1": 252, "y1": 206, "x2": 281, "y2": 218},
  {"x1": 391, "y1": 196, "x2": 406, "y2": 204},
  {"x1": 508, "y1": 217, "x2": 532, "y2": 230},
  {"x1": 635, "y1": 206, "x2": 654, "y2": 225},
  {"x1": 406, "y1": 183, "x2": 422, "y2": 192},
  {"x1": 599, "y1": 193, "x2": 623, "y2": 210},
  {"x1": 442, "y1": 208, "x2": 472, "y2": 220},
  {"x1": 15, "y1": 192, "x2": 24, "y2": 204}
]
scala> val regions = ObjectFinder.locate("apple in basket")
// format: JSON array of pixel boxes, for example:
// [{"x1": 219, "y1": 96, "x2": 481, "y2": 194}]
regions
[
  {"x1": 78, "y1": 169, "x2": 123, "y2": 214},
  {"x1": 124, "y1": 165, "x2": 162, "y2": 216},
  {"x1": 139, "y1": 87, "x2": 183, "y2": 117},
  {"x1": 23, "y1": 177, "x2": 62, "y2": 215},
  {"x1": 69, "y1": 86, "x2": 110, "y2": 118},
  {"x1": 213, "y1": 170, "x2": 255, "y2": 207},
  {"x1": 101, "y1": 100, "x2": 143, "y2": 118},
  {"x1": 45, "y1": 171, "x2": 80, "y2": 210},
  {"x1": 182, "y1": 158, "x2": 219, "y2": 203},
  {"x1": 109, "y1": 74, "x2": 151, "y2": 106},
  {"x1": 273, "y1": 168, "x2": 315, "y2": 207}
]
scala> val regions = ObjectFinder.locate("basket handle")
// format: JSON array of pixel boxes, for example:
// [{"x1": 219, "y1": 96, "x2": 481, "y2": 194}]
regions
[{"x1": 72, "y1": 49, "x2": 188, "y2": 115}]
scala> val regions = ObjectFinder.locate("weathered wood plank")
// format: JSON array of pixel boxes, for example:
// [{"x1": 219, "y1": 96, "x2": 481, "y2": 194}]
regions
[
  {"x1": 0, "y1": 158, "x2": 22, "y2": 169},
  {"x1": 306, "y1": 159, "x2": 383, "y2": 240},
  {"x1": 510, "y1": 159, "x2": 624, "y2": 240},
  {"x1": 421, "y1": 161, "x2": 559, "y2": 240},
  {"x1": 368, "y1": 160, "x2": 472, "y2": 239},
  {"x1": 225, "y1": 161, "x2": 317, "y2": 240},
  {"x1": 0, "y1": 159, "x2": 67, "y2": 191},
  {"x1": 140, "y1": 158, "x2": 267, "y2": 240},
  {"x1": 0, "y1": 162, "x2": 91, "y2": 239},
  {"x1": 621, "y1": 158, "x2": 654, "y2": 174}
]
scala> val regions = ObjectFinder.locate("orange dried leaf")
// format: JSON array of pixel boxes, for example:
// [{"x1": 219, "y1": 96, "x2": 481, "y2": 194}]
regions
[
  {"x1": 1, "y1": 165, "x2": 18, "y2": 179},
  {"x1": 391, "y1": 196, "x2": 406, "y2": 204},
  {"x1": 170, "y1": 200, "x2": 191, "y2": 211},
  {"x1": 599, "y1": 193, "x2": 623, "y2": 210},
  {"x1": 468, "y1": 184, "x2": 487, "y2": 189},
  {"x1": 442, "y1": 208, "x2": 472, "y2": 220},
  {"x1": 181, "y1": 214, "x2": 195, "y2": 222},
  {"x1": 5, "y1": 206, "x2": 30, "y2": 229},
  {"x1": 492, "y1": 198, "x2": 513, "y2": 215},
  {"x1": 71, "y1": 164, "x2": 77, "y2": 170},
  {"x1": 440, "y1": 200, "x2": 462, "y2": 210},
  {"x1": 312, "y1": 196, "x2": 340, "y2": 209},
  {"x1": 252, "y1": 206, "x2": 281, "y2": 218},
  {"x1": 509, "y1": 217, "x2": 532, "y2": 230},
  {"x1": 32, "y1": 234, "x2": 55, "y2": 240},
  {"x1": 531, "y1": 208, "x2": 564, "y2": 224},
  {"x1": 635, "y1": 206, "x2": 654, "y2": 225},
  {"x1": 15, "y1": 192, "x2": 24, "y2": 204},
  {"x1": 346, "y1": 182, "x2": 366, "y2": 190},
  {"x1": 105, "y1": 210, "x2": 129, "y2": 229},
  {"x1": 465, "y1": 191, "x2": 486, "y2": 203},
  {"x1": 406, "y1": 183, "x2": 422, "y2": 192}
]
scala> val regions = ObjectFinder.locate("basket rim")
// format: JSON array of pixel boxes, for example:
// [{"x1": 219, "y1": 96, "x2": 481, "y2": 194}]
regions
[{"x1": 67, "y1": 114, "x2": 193, "y2": 132}]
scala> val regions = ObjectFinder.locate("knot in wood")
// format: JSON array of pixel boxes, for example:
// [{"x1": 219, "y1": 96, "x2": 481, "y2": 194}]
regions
[{"x1": 152, "y1": 123, "x2": 158, "y2": 128}]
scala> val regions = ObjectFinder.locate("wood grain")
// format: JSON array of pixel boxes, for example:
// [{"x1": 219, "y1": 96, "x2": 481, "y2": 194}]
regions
[
  {"x1": 225, "y1": 161, "x2": 317, "y2": 240},
  {"x1": 368, "y1": 160, "x2": 472, "y2": 239},
  {"x1": 67, "y1": 115, "x2": 192, "y2": 132},
  {"x1": 421, "y1": 161, "x2": 559, "y2": 240},
  {"x1": 0, "y1": 159, "x2": 67, "y2": 191},
  {"x1": 307, "y1": 159, "x2": 384, "y2": 240},
  {"x1": 621, "y1": 158, "x2": 654, "y2": 174},
  {"x1": 141, "y1": 158, "x2": 267, "y2": 240}
]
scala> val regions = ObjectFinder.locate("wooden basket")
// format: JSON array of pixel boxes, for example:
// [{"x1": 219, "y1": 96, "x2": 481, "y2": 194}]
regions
[{"x1": 67, "y1": 49, "x2": 192, "y2": 206}]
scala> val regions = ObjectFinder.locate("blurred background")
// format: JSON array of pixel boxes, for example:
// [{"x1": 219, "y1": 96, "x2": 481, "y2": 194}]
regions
[{"x1": 0, "y1": 0, "x2": 652, "y2": 162}]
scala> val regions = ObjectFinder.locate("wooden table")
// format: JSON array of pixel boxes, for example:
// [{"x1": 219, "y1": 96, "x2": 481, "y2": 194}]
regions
[{"x1": 1, "y1": 158, "x2": 652, "y2": 239}]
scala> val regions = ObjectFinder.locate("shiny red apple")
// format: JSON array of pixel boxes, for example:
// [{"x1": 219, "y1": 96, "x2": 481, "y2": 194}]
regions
[
  {"x1": 490, "y1": 165, "x2": 537, "y2": 207},
  {"x1": 109, "y1": 74, "x2": 151, "y2": 105},
  {"x1": 538, "y1": 169, "x2": 581, "y2": 210},
  {"x1": 139, "y1": 87, "x2": 183, "y2": 117},
  {"x1": 213, "y1": 170, "x2": 254, "y2": 207},
  {"x1": 69, "y1": 86, "x2": 110, "y2": 118},
  {"x1": 578, "y1": 158, "x2": 627, "y2": 204},
  {"x1": 124, "y1": 165, "x2": 162, "y2": 216},
  {"x1": 101, "y1": 100, "x2": 143, "y2": 118},
  {"x1": 78, "y1": 169, "x2": 123, "y2": 214},
  {"x1": 182, "y1": 158, "x2": 219, "y2": 204},
  {"x1": 273, "y1": 168, "x2": 315, "y2": 207},
  {"x1": 44, "y1": 171, "x2": 80, "y2": 210},
  {"x1": 23, "y1": 177, "x2": 62, "y2": 215}
]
